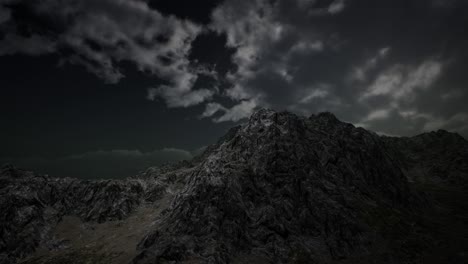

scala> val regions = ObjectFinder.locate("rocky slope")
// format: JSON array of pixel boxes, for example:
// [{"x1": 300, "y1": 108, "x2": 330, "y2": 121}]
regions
[
  {"x1": 382, "y1": 130, "x2": 468, "y2": 185},
  {"x1": 133, "y1": 109, "x2": 424, "y2": 263},
  {"x1": 0, "y1": 108, "x2": 467, "y2": 264},
  {"x1": 0, "y1": 162, "x2": 194, "y2": 264}
]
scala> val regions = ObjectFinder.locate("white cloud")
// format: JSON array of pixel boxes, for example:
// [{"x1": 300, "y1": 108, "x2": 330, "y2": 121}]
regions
[
  {"x1": 64, "y1": 54, "x2": 124, "y2": 84},
  {"x1": 147, "y1": 69, "x2": 215, "y2": 108},
  {"x1": 299, "y1": 84, "x2": 330, "y2": 104},
  {"x1": 211, "y1": 0, "x2": 283, "y2": 94},
  {"x1": 200, "y1": 103, "x2": 226, "y2": 118},
  {"x1": 364, "y1": 108, "x2": 391, "y2": 122},
  {"x1": 276, "y1": 66, "x2": 293, "y2": 83},
  {"x1": 1, "y1": 0, "x2": 208, "y2": 105},
  {"x1": 402, "y1": 61, "x2": 443, "y2": 96},
  {"x1": 213, "y1": 100, "x2": 258, "y2": 123},
  {"x1": 328, "y1": 0, "x2": 346, "y2": 14},
  {"x1": 224, "y1": 83, "x2": 254, "y2": 101},
  {"x1": 398, "y1": 110, "x2": 431, "y2": 120},
  {"x1": 363, "y1": 60, "x2": 443, "y2": 99},
  {"x1": 61, "y1": 0, "x2": 202, "y2": 78},
  {"x1": 210, "y1": 0, "x2": 332, "y2": 117},
  {"x1": 349, "y1": 46, "x2": 390, "y2": 82},
  {"x1": 290, "y1": 40, "x2": 324, "y2": 53},
  {"x1": 364, "y1": 66, "x2": 404, "y2": 97},
  {"x1": 149, "y1": 87, "x2": 214, "y2": 108}
]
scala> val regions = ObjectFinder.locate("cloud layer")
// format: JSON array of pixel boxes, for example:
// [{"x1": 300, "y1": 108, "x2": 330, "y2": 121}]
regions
[
  {"x1": 0, "y1": 0, "x2": 216, "y2": 107},
  {"x1": 202, "y1": 0, "x2": 468, "y2": 137},
  {"x1": 2, "y1": 0, "x2": 468, "y2": 137}
]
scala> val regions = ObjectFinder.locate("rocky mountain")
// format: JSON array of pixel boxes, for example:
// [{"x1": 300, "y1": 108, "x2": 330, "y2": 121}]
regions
[
  {"x1": 1, "y1": 109, "x2": 467, "y2": 264},
  {"x1": 382, "y1": 130, "x2": 468, "y2": 185}
]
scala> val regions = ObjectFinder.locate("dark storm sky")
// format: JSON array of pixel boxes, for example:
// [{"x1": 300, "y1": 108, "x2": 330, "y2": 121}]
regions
[{"x1": 1, "y1": 0, "x2": 467, "y2": 178}]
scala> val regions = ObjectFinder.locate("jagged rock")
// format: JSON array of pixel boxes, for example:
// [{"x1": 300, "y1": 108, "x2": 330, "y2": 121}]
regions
[
  {"x1": 382, "y1": 129, "x2": 468, "y2": 185},
  {"x1": 134, "y1": 109, "x2": 422, "y2": 263},
  {"x1": 0, "y1": 164, "x2": 177, "y2": 263},
  {"x1": 1, "y1": 108, "x2": 466, "y2": 264}
]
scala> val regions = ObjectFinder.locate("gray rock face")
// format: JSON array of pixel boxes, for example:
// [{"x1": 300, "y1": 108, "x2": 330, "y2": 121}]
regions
[
  {"x1": 382, "y1": 130, "x2": 468, "y2": 185},
  {"x1": 2, "y1": 108, "x2": 466, "y2": 264},
  {"x1": 134, "y1": 109, "x2": 421, "y2": 263},
  {"x1": 0, "y1": 164, "x2": 173, "y2": 264}
]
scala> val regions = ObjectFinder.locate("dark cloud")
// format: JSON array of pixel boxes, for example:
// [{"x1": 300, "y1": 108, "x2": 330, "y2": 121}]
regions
[
  {"x1": 146, "y1": 0, "x2": 223, "y2": 25},
  {"x1": 5, "y1": 0, "x2": 467, "y2": 137},
  {"x1": 1, "y1": 0, "x2": 467, "y2": 181},
  {"x1": 0, "y1": 0, "x2": 216, "y2": 106},
  {"x1": 198, "y1": 0, "x2": 468, "y2": 138},
  {"x1": 0, "y1": 33, "x2": 55, "y2": 55}
]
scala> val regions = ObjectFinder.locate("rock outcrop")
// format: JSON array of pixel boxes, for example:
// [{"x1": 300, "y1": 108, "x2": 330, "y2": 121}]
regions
[
  {"x1": 134, "y1": 109, "x2": 422, "y2": 263},
  {"x1": 1, "y1": 108, "x2": 466, "y2": 264},
  {"x1": 382, "y1": 130, "x2": 468, "y2": 185},
  {"x1": 0, "y1": 162, "x2": 193, "y2": 264}
]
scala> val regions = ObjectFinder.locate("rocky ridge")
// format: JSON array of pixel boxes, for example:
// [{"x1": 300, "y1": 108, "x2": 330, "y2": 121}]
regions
[
  {"x1": 0, "y1": 108, "x2": 467, "y2": 264},
  {"x1": 133, "y1": 109, "x2": 423, "y2": 263},
  {"x1": 382, "y1": 130, "x2": 468, "y2": 185},
  {"x1": 0, "y1": 162, "x2": 194, "y2": 263}
]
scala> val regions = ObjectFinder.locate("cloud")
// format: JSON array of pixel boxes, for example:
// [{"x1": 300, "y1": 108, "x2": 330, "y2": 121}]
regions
[
  {"x1": 290, "y1": 40, "x2": 324, "y2": 53},
  {"x1": 355, "y1": 59, "x2": 448, "y2": 134},
  {"x1": 147, "y1": 81, "x2": 215, "y2": 108},
  {"x1": 214, "y1": 99, "x2": 258, "y2": 122},
  {"x1": 0, "y1": 0, "x2": 209, "y2": 103},
  {"x1": 2, "y1": 0, "x2": 468, "y2": 138},
  {"x1": 63, "y1": 53, "x2": 124, "y2": 84},
  {"x1": 357, "y1": 108, "x2": 468, "y2": 139},
  {"x1": 298, "y1": 84, "x2": 330, "y2": 104},
  {"x1": 209, "y1": 0, "x2": 341, "y2": 115},
  {"x1": 349, "y1": 47, "x2": 390, "y2": 82},
  {"x1": 200, "y1": 102, "x2": 226, "y2": 118},
  {"x1": 200, "y1": 99, "x2": 258, "y2": 123},
  {"x1": 211, "y1": 0, "x2": 286, "y2": 91},
  {"x1": 0, "y1": 33, "x2": 56, "y2": 56},
  {"x1": 207, "y1": 0, "x2": 468, "y2": 139},
  {"x1": 441, "y1": 89, "x2": 463, "y2": 100},
  {"x1": 0, "y1": 5, "x2": 11, "y2": 24},
  {"x1": 328, "y1": 0, "x2": 346, "y2": 14},
  {"x1": 431, "y1": 0, "x2": 461, "y2": 8},
  {"x1": 363, "y1": 60, "x2": 443, "y2": 100},
  {"x1": 363, "y1": 108, "x2": 392, "y2": 122}
]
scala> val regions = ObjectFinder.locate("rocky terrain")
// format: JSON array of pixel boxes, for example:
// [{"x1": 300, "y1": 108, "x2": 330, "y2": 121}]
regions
[
  {"x1": 0, "y1": 109, "x2": 467, "y2": 264},
  {"x1": 382, "y1": 130, "x2": 468, "y2": 185}
]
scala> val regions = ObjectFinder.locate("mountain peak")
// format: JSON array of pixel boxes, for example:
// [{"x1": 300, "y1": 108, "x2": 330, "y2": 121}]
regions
[
  {"x1": 250, "y1": 107, "x2": 276, "y2": 118},
  {"x1": 2, "y1": 110, "x2": 468, "y2": 264},
  {"x1": 315, "y1": 111, "x2": 339, "y2": 121},
  {"x1": 248, "y1": 107, "x2": 276, "y2": 121},
  {"x1": 135, "y1": 109, "x2": 418, "y2": 263},
  {"x1": 248, "y1": 108, "x2": 341, "y2": 129}
]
